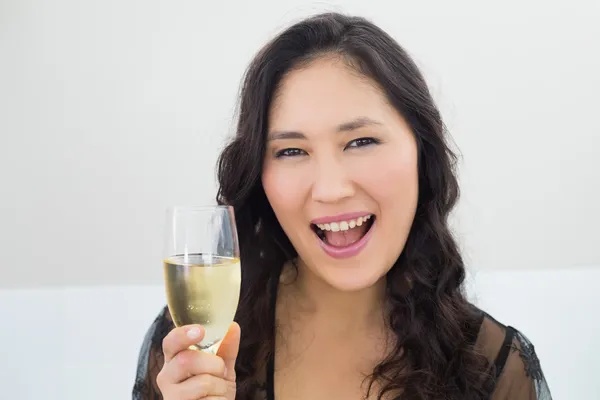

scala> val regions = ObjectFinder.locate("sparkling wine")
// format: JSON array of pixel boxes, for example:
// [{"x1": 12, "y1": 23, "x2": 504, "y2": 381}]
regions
[{"x1": 164, "y1": 254, "x2": 241, "y2": 350}]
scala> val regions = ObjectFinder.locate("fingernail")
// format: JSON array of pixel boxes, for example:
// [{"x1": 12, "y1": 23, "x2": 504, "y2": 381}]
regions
[{"x1": 187, "y1": 327, "x2": 201, "y2": 339}]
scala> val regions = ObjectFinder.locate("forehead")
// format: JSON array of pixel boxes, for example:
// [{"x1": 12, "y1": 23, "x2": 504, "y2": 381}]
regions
[{"x1": 268, "y1": 58, "x2": 392, "y2": 132}]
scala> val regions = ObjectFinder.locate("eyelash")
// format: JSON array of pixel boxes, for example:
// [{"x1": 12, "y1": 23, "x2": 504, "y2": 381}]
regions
[
  {"x1": 346, "y1": 137, "x2": 379, "y2": 149},
  {"x1": 275, "y1": 148, "x2": 305, "y2": 158},
  {"x1": 274, "y1": 137, "x2": 380, "y2": 158}
]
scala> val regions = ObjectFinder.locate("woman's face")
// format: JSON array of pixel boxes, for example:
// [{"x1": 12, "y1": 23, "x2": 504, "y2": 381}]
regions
[{"x1": 262, "y1": 57, "x2": 419, "y2": 292}]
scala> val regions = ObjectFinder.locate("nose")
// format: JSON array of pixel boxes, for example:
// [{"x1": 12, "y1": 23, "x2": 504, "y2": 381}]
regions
[{"x1": 311, "y1": 157, "x2": 354, "y2": 204}]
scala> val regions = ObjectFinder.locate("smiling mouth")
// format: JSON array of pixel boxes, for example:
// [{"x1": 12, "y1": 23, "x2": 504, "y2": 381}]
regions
[{"x1": 311, "y1": 214, "x2": 375, "y2": 248}]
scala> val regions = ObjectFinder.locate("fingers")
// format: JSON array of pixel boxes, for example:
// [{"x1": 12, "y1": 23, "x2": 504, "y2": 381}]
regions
[
  {"x1": 159, "y1": 349, "x2": 226, "y2": 384},
  {"x1": 158, "y1": 323, "x2": 241, "y2": 400},
  {"x1": 162, "y1": 373, "x2": 229, "y2": 400},
  {"x1": 162, "y1": 324, "x2": 205, "y2": 363},
  {"x1": 217, "y1": 322, "x2": 241, "y2": 381}
]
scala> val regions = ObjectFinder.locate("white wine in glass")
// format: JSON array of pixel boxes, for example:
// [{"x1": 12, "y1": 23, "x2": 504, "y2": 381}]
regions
[{"x1": 163, "y1": 206, "x2": 241, "y2": 353}]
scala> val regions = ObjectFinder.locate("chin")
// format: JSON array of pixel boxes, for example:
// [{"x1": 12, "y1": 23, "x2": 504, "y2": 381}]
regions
[{"x1": 318, "y1": 261, "x2": 387, "y2": 292}]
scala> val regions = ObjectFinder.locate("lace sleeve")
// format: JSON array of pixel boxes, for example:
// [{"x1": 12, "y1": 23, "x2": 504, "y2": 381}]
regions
[
  {"x1": 132, "y1": 306, "x2": 174, "y2": 400},
  {"x1": 491, "y1": 328, "x2": 553, "y2": 400}
]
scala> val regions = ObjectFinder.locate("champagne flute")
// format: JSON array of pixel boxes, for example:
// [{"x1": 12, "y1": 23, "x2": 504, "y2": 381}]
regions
[{"x1": 163, "y1": 205, "x2": 241, "y2": 353}]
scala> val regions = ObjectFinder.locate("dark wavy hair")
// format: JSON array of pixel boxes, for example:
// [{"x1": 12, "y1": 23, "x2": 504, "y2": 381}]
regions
[{"x1": 216, "y1": 12, "x2": 493, "y2": 400}]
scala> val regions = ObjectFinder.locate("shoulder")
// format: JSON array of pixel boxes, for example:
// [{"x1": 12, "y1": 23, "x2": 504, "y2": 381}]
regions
[
  {"x1": 147, "y1": 305, "x2": 174, "y2": 349},
  {"x1": 132, "y1": 306, "x2": 175, "y2": 399},
  {"x1": 473, "y1": 309, "x2": 553, "y2": 399}
]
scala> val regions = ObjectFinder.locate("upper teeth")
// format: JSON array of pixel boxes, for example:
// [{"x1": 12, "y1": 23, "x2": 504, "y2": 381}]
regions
[{"x1": 316, "y1": 215, "x2": 373, "y2": 232}]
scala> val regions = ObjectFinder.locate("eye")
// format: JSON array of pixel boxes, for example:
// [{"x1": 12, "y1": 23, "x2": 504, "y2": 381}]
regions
[
  {"x1": 275, "y1": 148, "x2": 306, "y2": 158},
  {"x1": 345, "y1": 137, "x2": 380, "y2": 150}
]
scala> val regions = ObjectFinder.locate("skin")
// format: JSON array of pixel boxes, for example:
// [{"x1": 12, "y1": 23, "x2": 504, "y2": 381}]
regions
[
  {"x1": 263, "y1": 57, "x2": 419, "y2": 399},
  {"x1": 158, "y1": 323, "x2": 240, "y2": 400},
  {"x1": 263, "y1": 56, "x2": 419, "y2": 294},
  {"x1": 158, "y1": 57, "x2": 419, "y2": 400}
]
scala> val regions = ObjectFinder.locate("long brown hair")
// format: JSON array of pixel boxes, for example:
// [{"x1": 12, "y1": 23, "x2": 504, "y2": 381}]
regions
[{"x1": 217, "y1": 12, "x2": 493, "y2": 400}]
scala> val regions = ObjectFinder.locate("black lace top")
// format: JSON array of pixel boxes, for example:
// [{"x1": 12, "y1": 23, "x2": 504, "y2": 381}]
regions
[{"x1": 132, "y1": 303, "x2": 553, "y2": 400}]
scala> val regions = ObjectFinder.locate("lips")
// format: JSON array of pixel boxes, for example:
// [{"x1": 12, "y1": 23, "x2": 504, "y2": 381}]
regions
[{"x1": 310, "y1": 213, "x2": 376, "y2": 259}]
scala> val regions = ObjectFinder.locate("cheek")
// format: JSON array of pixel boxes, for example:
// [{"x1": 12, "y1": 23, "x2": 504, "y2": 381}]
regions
[
  {"x1": 261, "y1": 162, "x2": 309, "y2": 221},
  {"x1": 353, "y1": 146, "x2": 419, "y2": 208}
]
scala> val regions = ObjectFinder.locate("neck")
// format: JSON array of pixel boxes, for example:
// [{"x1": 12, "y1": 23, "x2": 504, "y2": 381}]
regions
[{"x1": 280, "y1": 259, "x2": 388, "y2": 333}]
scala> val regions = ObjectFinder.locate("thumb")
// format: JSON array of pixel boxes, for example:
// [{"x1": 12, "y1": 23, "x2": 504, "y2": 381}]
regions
[{"x1": 217, "y1": 321, "x2": 241, "y2": 381}]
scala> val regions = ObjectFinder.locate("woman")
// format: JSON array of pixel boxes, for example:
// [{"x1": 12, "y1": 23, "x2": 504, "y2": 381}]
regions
[{"x1": 133, "y1": 12, "x2": 552, "y2": 400}]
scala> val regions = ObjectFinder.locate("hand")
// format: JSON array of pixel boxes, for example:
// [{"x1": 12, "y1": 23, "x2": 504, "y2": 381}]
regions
[{"x1": 157, "y1": 322, "x2": 241, "y2": 400}]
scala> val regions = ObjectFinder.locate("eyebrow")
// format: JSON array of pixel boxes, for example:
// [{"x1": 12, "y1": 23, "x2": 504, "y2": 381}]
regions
[{"x1": 267, "y1": 116, "x2": 382, "y2": 141}]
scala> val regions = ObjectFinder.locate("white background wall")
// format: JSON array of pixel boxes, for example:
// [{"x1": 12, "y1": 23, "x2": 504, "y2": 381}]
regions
[
  {"x1": 1, "y1": 0, "x2": 599, "y2": 288},
  {"x1": 1, "y1": 0, "x2": 599, "y2": 398}
]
